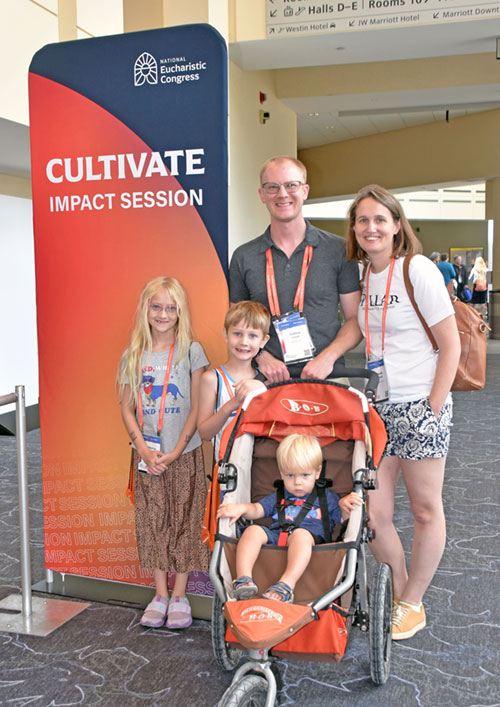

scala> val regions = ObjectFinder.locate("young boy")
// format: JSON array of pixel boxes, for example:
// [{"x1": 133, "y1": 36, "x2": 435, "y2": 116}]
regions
[
  {"x1": 198, "y1": 301, "x2": 271, "y2": 460},
  {"x1": 217, "y1": 434, "x2": 362, "y2": 602}
]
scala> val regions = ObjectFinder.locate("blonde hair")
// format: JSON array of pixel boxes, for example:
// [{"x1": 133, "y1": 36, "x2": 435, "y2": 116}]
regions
[
  {"x1": 346, "y1": 184, "x2": 422, "y2": 263},
  {"x1": 259, "y1": 156, "x2": 307, "y2": 185},
  {"x1": 473, "y1": 256, "x2": 487, "y2": 273},
  {"x1": 276, "y1": 434, "x2": 323, "y2": 475},
  {"x1": 224, "y1": 301, "x2": 271, "y2": 335},
  {"x1": 117, "y1": 277, "x2": 192, "y2": 403}
]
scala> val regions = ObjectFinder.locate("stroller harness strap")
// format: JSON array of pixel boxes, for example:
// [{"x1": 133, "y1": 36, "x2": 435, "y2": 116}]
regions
[{"x1": 275, "y1": 480, "x2": 332, "y2": 546}]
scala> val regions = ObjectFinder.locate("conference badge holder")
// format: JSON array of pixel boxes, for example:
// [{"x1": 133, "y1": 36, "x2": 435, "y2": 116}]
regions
[
  {"x1": 366, "y1": 354, "x2": 389, "y2": 403},
  {"x1": 134, "y1": 433, "x2": 161, "y2": 473},
  {"x1": 273, "y1": 309, "x2": 316, "y2": 365}
]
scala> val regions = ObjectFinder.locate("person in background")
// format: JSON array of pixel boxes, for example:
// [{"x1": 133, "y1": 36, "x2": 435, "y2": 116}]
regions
[
  {"x1": 469, "y1": 256, "x2": 489, "y2": 317},
  {"x1": 429, "y1": 252, "x2": 440, "y2": 265},
  {"x1": 453, "y1": 255, "x2": 469, "y2": 302},
  {"x1": 436, "y1": 253, "x2": 456, "y2": 295}
]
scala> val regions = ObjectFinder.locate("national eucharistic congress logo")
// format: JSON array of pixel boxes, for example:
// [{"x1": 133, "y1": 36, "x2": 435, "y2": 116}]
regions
[
  {"x1": 133, "y1": 51, "x2": 208, "y2": 86},
  {"x1": 134, "y1": 52, "x2": 158, "y2": 86}
]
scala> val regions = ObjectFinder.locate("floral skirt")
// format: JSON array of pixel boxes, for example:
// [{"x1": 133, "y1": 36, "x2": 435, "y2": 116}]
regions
[
  {"x1": 376, "y1": 397, "x2": 453, "y2": 460},
  {"x1": 134, "y1": 446, "x2": 210, "y2": 573}
]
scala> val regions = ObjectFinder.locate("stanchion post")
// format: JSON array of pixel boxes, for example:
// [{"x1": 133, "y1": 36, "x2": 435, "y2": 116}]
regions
[
  {"x1": 0, "y1": 385, "x2": 90, "y2": 635},
  {"x1": 15, "y1": 385, "x2": 32, "y2": 618}
]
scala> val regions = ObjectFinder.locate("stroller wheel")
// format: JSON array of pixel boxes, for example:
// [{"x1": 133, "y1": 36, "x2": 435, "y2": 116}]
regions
[
  {"x1": 212, "y1": 592, "x2": 242, "y2": 672},
  {"x1": 369, "y1": 562, "x2": 392, "y2": 685},
  {"x1": 218, "y1": 674, "x2": 270, "y2": 707}
]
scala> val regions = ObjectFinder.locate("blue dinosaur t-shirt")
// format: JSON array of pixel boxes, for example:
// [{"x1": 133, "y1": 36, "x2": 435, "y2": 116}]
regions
[
  {"x1": 139, "y1": 341, "x2": 208, "y2": 455},
  {"x1": 258, "y1": 487, "x2": 342, "y2": 539}
]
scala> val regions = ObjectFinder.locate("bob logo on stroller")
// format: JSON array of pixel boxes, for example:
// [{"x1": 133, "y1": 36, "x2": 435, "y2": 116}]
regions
[
  {"x1": 280, "y1": 398, "x2": 328, "y2": 415},
  {"x1": 224, "y1": 599, "x2": 316, "y2": 651},
  {"x1": 240, "y1": 605, "x2": 283, "y2": 625}
]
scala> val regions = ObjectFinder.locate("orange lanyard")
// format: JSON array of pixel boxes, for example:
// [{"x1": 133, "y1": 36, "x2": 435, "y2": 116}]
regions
[
  {"x1": 217, "y1": 366, "x2": 235, "y2": 400},
  {"x1": 364, "y1": 258, "x2": 395, "y2": 356},
  {"x1": 265, "y1": 244, "x2": 313, "y2": 317},
  {"x1": 137, "y1": 340, "x2": 176, "y2": 434}
]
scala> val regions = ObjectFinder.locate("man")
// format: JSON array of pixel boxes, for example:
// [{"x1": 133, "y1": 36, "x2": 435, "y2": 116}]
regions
[
  {"x1": 429, "y1": 251, "x2": 440, "y2": 265},
  {"x1": 229, "y1": 156, "x2": 361, "y2": 383},
  {"x1": 453, "y1": 255, "x2": 469, "y2": 301},
  {"x1": 437, "y1": 252, "x2": 456, "y2": 295}
]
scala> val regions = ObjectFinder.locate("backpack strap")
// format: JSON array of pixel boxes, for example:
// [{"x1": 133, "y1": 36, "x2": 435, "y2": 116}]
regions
[
  {"x1": 403, "y1": 255, "x2": 439, "y2": 353},
  {"x1": 214, "y1": 366, "x2": 235, "y2": 410}
]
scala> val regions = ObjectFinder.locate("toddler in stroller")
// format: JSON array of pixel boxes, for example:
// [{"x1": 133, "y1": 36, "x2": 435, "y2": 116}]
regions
[
  {"x1": 217, "y1": 433, "x2": 362, "y2": 604},
  {"x1": 205, "y1": 374, "x2": 391, "y2": 707}
]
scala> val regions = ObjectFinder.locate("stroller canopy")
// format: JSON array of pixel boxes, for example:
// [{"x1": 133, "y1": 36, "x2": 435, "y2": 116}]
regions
[{"x1": 220, "y1": 380, "x2": 387, "y2": 467}]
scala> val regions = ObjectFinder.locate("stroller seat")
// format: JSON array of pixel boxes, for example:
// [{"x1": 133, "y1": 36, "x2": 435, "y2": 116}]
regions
[{"x1": 221, "y1": 435, "x2": 361, "y2": 606}]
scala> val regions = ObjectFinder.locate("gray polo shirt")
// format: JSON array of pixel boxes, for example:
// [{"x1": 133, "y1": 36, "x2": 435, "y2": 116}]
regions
[{"x1": 229, "y1": 221, "x2": 359, "y2": 371}]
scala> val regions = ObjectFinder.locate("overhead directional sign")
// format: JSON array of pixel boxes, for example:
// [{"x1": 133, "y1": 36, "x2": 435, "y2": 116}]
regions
[{"x1": 266, "y1": 0, "x2": 500, "y2": 36}]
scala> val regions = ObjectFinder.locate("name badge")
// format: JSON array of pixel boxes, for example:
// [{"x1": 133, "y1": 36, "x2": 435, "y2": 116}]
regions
[
  {"x1": 134, "y1": 433, "x2": 161, "y2": 473},
  {"x1": 273, "y1": 309, "x2": 316, "y2": 365},
  {"x1": 367, "y1": 354, "x2": 389, "y2": 403}
]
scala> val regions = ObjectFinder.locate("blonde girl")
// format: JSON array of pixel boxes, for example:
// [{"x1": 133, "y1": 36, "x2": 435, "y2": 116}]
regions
[
  {"x1": 118, "y1": 276, "x2": 209, "y2": 629},
  {"x1": 469, "y1": 256, "x2": 488, "y2": 317}
]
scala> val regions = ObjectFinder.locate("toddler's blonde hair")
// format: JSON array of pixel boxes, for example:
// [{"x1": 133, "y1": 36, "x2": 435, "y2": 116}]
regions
[{"x1": 276, "y1": 434, "x2": 322, "y2": 475}]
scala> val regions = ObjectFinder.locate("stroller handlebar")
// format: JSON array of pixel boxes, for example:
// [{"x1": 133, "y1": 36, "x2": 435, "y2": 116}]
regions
[
  {"x1": 257, "y1": 366, "x2": 380, "y2": 403},
  {"x1": 327, "y1": 365, "x2": 379, "y2": 402}
]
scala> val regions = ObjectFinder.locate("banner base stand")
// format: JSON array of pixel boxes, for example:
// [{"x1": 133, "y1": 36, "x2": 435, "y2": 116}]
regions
[
  {"x1": 0, "y1": 593, "x2": 89, "y2": 636},
  {"x1": 32, "y1": 572, "x2": 213, "y2": 620}
]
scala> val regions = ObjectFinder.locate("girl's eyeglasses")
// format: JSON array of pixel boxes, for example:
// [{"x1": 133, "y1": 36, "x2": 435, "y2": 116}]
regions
[{"x1": 148, "y1": 304, "x2": 178, "y2": 315}]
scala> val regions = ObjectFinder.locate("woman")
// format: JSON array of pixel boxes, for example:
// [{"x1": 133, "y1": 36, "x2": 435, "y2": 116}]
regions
[
  {"x1": 346, "y1": 185, "x2": 460, "y2": 640},
  {"x1": 469, "y1": 255, "x2": 488, "y2": 317}
]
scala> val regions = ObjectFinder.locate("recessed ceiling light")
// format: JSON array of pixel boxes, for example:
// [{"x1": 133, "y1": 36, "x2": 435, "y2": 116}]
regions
[{"x1": 308, "y1": 112, "x2": 320, "y2": 117}]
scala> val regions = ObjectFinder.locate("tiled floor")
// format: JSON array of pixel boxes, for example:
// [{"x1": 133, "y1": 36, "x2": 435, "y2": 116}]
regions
[{"x1": 1, "y1": 348, "x2": 499, "y2": 706}]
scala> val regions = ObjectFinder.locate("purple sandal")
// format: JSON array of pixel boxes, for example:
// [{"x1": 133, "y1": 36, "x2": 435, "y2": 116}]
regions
[
  {"x1": 140, "y1": 595, "x2": 169, "y2": 627},
  {"x1": 166, "y1": 596, "x2": 192, "y2": 629}
]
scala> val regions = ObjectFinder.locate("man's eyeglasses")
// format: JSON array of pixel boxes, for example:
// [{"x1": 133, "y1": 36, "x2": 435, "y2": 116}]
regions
[
  {"x1": 261, "y1": 181, "x2": 304, "y2": 195},
  {"x1": 148, "y1": 303, "x2": 178, "y2": 315}
]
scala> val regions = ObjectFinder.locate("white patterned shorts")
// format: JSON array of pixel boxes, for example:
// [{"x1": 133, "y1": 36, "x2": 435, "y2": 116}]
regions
[{"x1": 375, "y1": 397, "x2": 453, "y2": 460}]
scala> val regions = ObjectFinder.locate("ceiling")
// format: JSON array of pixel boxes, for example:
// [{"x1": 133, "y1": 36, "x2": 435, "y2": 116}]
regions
[
  {"x1": 229, "y1": 18, "x2": 500, "y2": 149},
  {"x1": 4, "y1": 17, "x2": 500, "y2": 178}
]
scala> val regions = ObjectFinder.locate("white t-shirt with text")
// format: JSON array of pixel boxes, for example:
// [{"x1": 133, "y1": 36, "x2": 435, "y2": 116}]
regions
[{"x1": 358, "y1": 255, "x2": 455, "y2": 403}]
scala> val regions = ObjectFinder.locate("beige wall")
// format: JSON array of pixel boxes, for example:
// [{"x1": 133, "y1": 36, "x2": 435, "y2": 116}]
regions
[
  {"x1": 299, "y1": 109, "x2": 500, "y2": 200},
  {"x1": 0, "y1": 0, "x2": 58, "y2": 126},
  {"x1": 126, "y1": 0, "x2": 297, "y2": 255},
  {"x1": 275, "y1": 53, "x2": 500, "y2": 99},
  {"x1": 230, "y1": 0, "x2": 266, "y2": 42},
  {"x1": 229, "y1": 62, "x2": 296, "y2": 254},
  {"x1": 2, "y1": 0, "x2": 497, "y2": 263},
  {"x1": 486, "y1": 179, "x2": 500, "y2": 288},
  {"x1": 123, "y1": 0, "x2": 163, "y2": 32},
  {"x1": 0, "y1": 174, "x2": 31, "y2": 199},
  {"x1": 310, "y1": 218, "x2": 487, "y2": 261}
]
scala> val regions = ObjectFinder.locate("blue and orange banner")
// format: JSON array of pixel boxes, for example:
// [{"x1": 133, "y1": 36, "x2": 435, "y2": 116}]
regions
[{"x1": 29, "y1": 25, "x2": 228, "y2": 591}]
